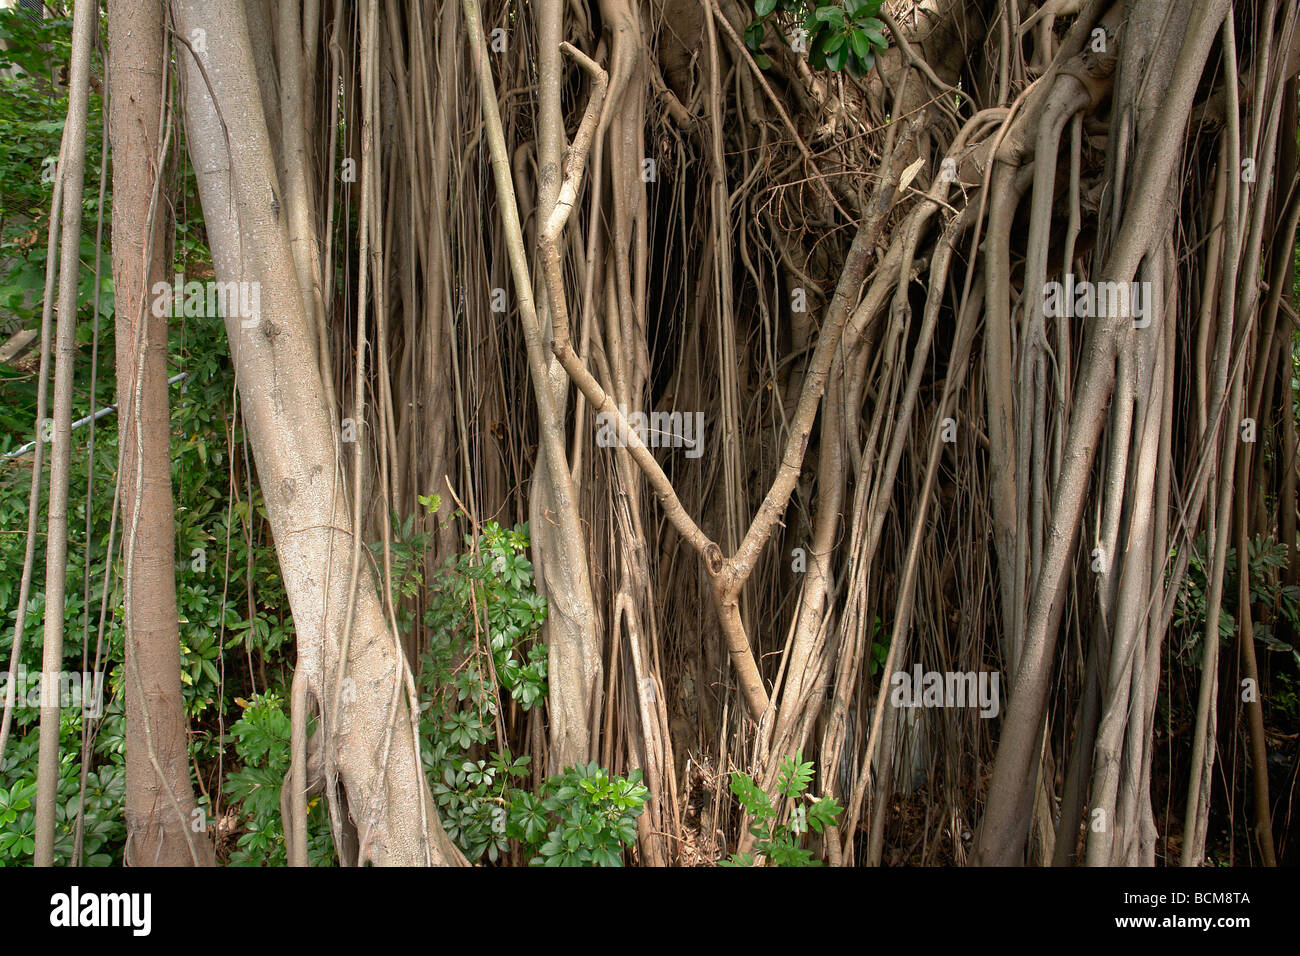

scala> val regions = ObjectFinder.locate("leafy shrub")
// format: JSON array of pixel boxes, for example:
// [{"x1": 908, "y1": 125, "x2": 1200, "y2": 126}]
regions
[
  {"x1": 416, "y1": 519, "x2": 549, "y2": 861},
  {"x1": 411, "y1": 519, "x2": 646, "y2": 865},
  {"x1": 511, "y1": 762, "x2": 648, "y2": 867},
  {"x1": 1173, "y1": 533, "x2": 1300, "y2": 662},
  {"x1": 0, "y1": 703, "x2": 125, "y2": 866},
  {"x1": 222, "y1": 692, "x2": 332, "y2": 867},
  {"x1": 722, "y1": 751, "x2": 842, "y2": 866},
  {"x1": 747, "y1": 0, "x2": 889, "y2": 75}
]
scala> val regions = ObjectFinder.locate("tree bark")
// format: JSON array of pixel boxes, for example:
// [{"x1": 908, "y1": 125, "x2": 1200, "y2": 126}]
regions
[
  {"x1": 171, "y1": 0, "x2": 463, "y2": 866},
  {"x1": 33, "y1": 0, "x2": 98, "y2": 867},
  {"x1": 108, "y1": 0, "x2": 214, "y2": 867}
]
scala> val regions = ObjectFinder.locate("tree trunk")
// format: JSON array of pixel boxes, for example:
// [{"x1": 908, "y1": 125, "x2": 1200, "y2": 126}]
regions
[
  {"x1": 170, "y1": 0, "x2": 463, "y2": 866},
  {"x1": 33, "y1": 0, "x2": 98, "y2": 867},
  {"x1": 108, "y1": 0, "x2": 214, "y2": 867}
]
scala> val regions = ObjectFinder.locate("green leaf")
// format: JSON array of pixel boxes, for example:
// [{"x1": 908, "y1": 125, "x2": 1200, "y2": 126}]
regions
[
  {"x1": 777, "y1": 751, "x2": 815, "y2": 797},
  {"x1": 861, "y1": 18, "x2": 887, "y2": 49},
  {"x1": 824, "y1": 41, "x2": 849, "y2": 71},
  {"x1": 849, "y1": 29, "x2": 871, "y2": 62},
  {"x1": 807, "y1": 795, "x2": 843, "y2": 833},
  {"x1": 729, "y1": 771, "x2": 774, "y2": 817},
  {"x1": 754, "y1": 0, "x2": 777, "y2": 17}
]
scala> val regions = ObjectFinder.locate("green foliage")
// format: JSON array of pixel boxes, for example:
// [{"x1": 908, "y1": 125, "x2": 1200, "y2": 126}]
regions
[
  {"x1": 0, "y1": 237, "x2": 125, "y2": 869},
  {"x1": 868, "y1": 615, "x2": 888, "y2": 676},
  {"x1": 418, "y1": 520, "x2": 548, "y2": 860},
  {"x1": 1173, "y1": 533, "x2": 1300, "y2": 664},
  {"x1": 171, "y1": 316, "x2": 293, "y2": 729},
  {"x1": 421, "y1": 519, "x2": 548, "y2": 721},
  {"x1": 222, "y1": 692, "x2": 332, "y2": 867},
  {"x1": 0, "y1": 779, "x2": 35, "y2": 859},
  {"x1": 409, "y1": 520, "x2": 645, "y2": 865},
  {"x1": 721, "y1": 751, "x2": 842, "y2": 867},
  {"x1": 746, "y1": 0, "x2": 888, "y2": 75},
  {"x1": 0, "y1": 5, "x2": 110, "y2": 388},
  {"x1": 0, "y1": 703, "x2": 125, "y2": 867},
  {"x1": 512, "y1": 762, "x2": 648, "y2": 866}
]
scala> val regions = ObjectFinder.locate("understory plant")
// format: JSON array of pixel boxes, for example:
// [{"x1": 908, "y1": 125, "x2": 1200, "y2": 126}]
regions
[
  {"x1": 746, "y1": 0, "x2": 889, "y2": 74},
  {"x1": 223, "y1": 691, "x2": 333, "y2": 867},
  {"x1": 417, "y1": 519, "x2": 647, "y2": 864},
  {"x1": 723, "y1": 751, "x2": 843, "y2": 867},
  {"x1": 1173, "y1": 533, "x2": 1300, "y2": 663},
  {"x1": 510, "y1": 762, "x2": 649, "y2": 867}
]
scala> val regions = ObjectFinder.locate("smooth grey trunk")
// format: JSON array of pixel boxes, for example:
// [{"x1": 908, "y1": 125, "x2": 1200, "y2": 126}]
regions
[
  {"x1": 976, "y1": 0, "x2": 1232, "y2": 865},
  {"x1": 462, "y1": 0, "x2": 601, "y2": 772},
  {"x1": 34, "y1": 0, "x2": 97, "y2": 867},
  {"x1": 171, "y1": 0, "x2": 462, "y2": 866},
  {"x1": 530, "y1": 0, "x2": 603, "y2": 771}
]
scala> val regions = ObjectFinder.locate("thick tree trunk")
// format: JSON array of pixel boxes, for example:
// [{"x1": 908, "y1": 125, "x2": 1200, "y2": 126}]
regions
[
  {"x1": 171, "y1": 0, "x2": 462, "y2": 866},
  {"x1": 108, "y1": 0, "x2": 214, "y2": 867}
]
